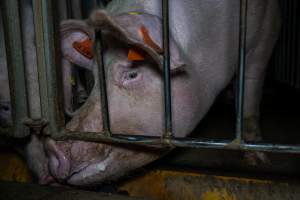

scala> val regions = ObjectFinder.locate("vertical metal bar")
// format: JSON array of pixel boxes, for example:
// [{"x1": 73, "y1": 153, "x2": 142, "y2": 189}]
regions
[
  {"x1": 65, "y1": 0, "x2": 73, "y2": 18},
  {"x1": 32, "y1": 0, "x2": 63, "y2": 135},
  {"x1": 283, "y1": 1, "x2": 289, "y2": 84},
  {"x1": 0, "y1": 8, "x2": 11, "y2": 135},
  {"x1": 290, "y1": 0, "x2": 296, "y2": 86},
  {"x1": 95, "y1": 32, "x2": 111, "y2": 136},
  {"x1": 20, "y1": 0, "x2": 42, "y2": 122},
  {"x1": 285, "y1": 1, "x2": 290, "y2": 84},
  {"x1": 2, "y1": 0, "x2": 29, "y2": 138},
  {"x1": 298, "y1": 0, "x2": 300, "y2": 89},
  {"x1": 82, "y1": 0, "x2": 99, "y2": 18},
  {"x1": 32, "y1": 0, "x2": 50, "y2": 125},
  {"x1": 71, "y1": 0, "x2": 83, "y2": 19},
  {"x1": 235, "y1": 0, "x2": 248, "y2": 142},
  {"x1": 162, "y1": 0, "x2": 173, "y2": 138},
  {"x1": 294, "y1": 0, "x2": 299, "y2": 89},
  {"x1": 280, "y1": 0, "x2": 287, "y2": 83},
  {"x1": 57, "y1": 0, "x2": 68, "y2": 20}
]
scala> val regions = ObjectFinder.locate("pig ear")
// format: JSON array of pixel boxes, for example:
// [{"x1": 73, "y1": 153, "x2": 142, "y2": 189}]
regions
[
  {"x1": 88, "y1": 10, "x2": 185, "y2": 74},
  {"x1": 60, "y1": 20, "x2": 95, "y2": 70},
  {"x1": 138, "y1": 25, "x2": 186, "y2": 74}
]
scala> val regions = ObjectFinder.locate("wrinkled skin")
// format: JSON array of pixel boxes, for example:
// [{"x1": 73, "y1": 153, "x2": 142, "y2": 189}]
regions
[{"x1": 8, "y1": 0, "x2": 281, "y2": 186}]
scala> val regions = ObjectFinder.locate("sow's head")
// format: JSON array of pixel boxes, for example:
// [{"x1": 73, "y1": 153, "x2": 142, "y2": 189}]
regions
[{"x1": 26, "y1": 10, "x2": 198, "y2": 186}]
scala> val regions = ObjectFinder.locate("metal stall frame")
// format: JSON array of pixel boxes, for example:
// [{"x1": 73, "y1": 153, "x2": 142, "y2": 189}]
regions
[
  {"x1": 1, "y1": 0, "x2": 300, "y2": 154},
  {"x1": 1, "y1": 0, "x2": 29, "y2": 138}
]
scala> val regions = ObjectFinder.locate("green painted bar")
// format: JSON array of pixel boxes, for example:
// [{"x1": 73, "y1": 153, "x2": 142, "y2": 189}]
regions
[
  {"x1": 32, "y1": 0, "x2": 64, "y2": 137},
  {"x1": 1, "y1": 0, "x2": 29, "y2": 138}
]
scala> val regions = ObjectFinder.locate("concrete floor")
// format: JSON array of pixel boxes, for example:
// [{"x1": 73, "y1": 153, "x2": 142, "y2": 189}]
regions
[{"x1": 0, "y1": 181, "x2": 151, "y2": 200}]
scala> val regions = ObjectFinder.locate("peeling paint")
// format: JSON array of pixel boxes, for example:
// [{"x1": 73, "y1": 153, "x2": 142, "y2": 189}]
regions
[
  {"x1": 119, "y1": 170, "x2": 300, "y2": 200},
  {"x1": 202, "y1": 189, "x2": 237, "y2": 200}
]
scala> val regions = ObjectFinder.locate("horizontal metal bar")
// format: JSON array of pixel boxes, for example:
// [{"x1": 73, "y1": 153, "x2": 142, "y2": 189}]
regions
[{"x1": 53, "y1": 130, "x2": 300, "y2": 154}]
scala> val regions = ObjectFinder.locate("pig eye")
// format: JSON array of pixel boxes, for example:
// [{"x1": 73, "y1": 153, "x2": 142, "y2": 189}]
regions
[
  {"x1": 127, "y1": 71, "x2": 138, "y2": 79},
  {"x1": 121, "y1": 70, "x2": 142, "y2": 87}
]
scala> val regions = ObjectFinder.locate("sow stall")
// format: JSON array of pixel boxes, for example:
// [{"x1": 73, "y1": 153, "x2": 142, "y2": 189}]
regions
[{"x1": 0, "y1": 0, "x2": 299, "y2": 199}]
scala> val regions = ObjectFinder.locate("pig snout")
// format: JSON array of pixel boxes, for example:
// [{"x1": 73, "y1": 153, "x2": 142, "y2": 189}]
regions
[
  {"x1": 42, "y1": 137, "x2": 159, "y2": 186},
  {"x1": 45, "y1": 139, "x2": 70, "y2": 181},
  {"x1": 44, "y1": 139, "x2": 110, "y2": 183}
]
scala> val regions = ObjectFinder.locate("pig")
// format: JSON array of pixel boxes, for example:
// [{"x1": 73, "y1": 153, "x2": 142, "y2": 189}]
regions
[{"x1": 23, "y1": 0, "x2": 281, "y2": 186}]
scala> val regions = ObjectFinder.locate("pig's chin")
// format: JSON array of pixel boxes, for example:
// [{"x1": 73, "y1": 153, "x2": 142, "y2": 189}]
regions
[
  {"x1": 66, "y1": 155, "x2": 113, "y2": 185},
  {"x1": 43, "y1": 138, "x2": 161, "y2": 186}
]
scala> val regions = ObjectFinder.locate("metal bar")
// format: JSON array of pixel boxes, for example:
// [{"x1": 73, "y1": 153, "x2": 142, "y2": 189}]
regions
[
  {"x1": 298, "y1": 0, "x2": 300, "y2": 89},
  {"x1": 20, "y1": 0, "x2": 42, "y2": 122},
  {"x1": 0, "y1": 8, "x2": 11, "y2": 135},
  {"x1": 235, "y1": 0, "x2": 248, "y2": 142},
  {"x1": 162, "y1": 0, "x2": 173, "y2": 138},
  {"x1": 291, "y1": 0, "x2": 296, "y2": 86},
  {"x1": 57, "y1": 0, "x2": 68, "y2": 20},
  {"x1": 54, "y1": 130, "x2": 300, "y2": 154},
  {"x1": 82, "y1": 0, "x2": 100, "y2": 18},
  {"x1": 95, "y1": 31, "x2": 111, "y2": 136},
  {"x1": 32, "y1": 0, "x2": 63, "y2": 135},
  {"x1": 71, "y1": 0, "x2": 83, "y2": 19},
  {"x1": 2, "y1": 0, "x2": 29, "y2": 138}
]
